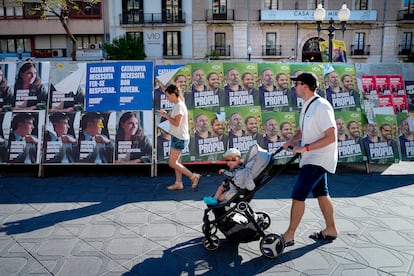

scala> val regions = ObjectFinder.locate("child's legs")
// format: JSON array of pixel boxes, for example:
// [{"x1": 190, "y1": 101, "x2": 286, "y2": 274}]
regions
[{"x1": 214, "y1": 182, "x2": 226, "y2": 200}]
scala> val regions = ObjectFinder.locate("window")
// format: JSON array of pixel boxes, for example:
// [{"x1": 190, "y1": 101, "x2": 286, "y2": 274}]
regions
[
  {"x1": 265, "y1": 32, "x2": 277, "y2": 55},
  {"x1": 75, "y1": 35, "x2": 103, "y2": 49},
  {"x1": 0, "y1": 0, "x2": 23, "y2": 18},
  {"x1": 312, "y1": 0, "x2": 324, "y2": 9},
  {"x1": 163, "y1": 31, "x2": 181, "y2": 56},
  {"x1": 214, "y1": 32, "x2": 226, "y2": 56},
  {"x1": 354, "y1": 32, "x2": 365, "y2": 50},
  {"x1": 212, "y1": 0, "x2": 226, "y2": 16},
  {"x1": 23, "y1": 2, "x2": 42, "y2": 17},
  {"x1": 402, "y1": 32, "x2": 412, "y2": 49},
  {"x1": 126, "y1": 32, "x2": 143, "y2": 40},
  {"x1": 122, "y1": 0, "x2": 143, "y2": 24},
  {"x1": 0, "y1": 37, "x2": 30, "y2": 53},
  {"x1": 164, "y1": 0, "x2": 181, "y2": 22},
  {"x1": 70, "y1": 1, "x2": 101, "y2": 18},
  {"x1": 264, "y1": 0, "x2": 279, "y2": 10},
  {"x1": 355, "y1": 0, "x2": 369, "y2": 10},
  {"x1": 403, "y1": 0, "x2": 413, "y2": 10}
]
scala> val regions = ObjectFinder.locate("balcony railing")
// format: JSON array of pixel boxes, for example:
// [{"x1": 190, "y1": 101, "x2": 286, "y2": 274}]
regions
[
  {"x1": 209, "y1": 45, "x2": 231, "y2": 57},
  {"x1": 350, "y1": 44, "x2": 371, "y2": 56},
  {"x1": 120, "y1": 12, "x2": 185, "y2": 25},
  {"x1": 205, "y1": 9, "x2": 235, "y2": 21},
  {"x1": 262, "y1": 45, "x2": 282, "y2": 56},
  {"x1": 398, "y1": 10, "x2": 414, "y2": 20},
  {"x1": 398, "y1": 44, "x2": 413, "y2": 55}
]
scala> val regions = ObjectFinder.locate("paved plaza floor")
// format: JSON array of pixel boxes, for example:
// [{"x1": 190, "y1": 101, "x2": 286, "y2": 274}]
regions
[{"x1": 0, "y1": 162, "x2": 413, "y2": 275}]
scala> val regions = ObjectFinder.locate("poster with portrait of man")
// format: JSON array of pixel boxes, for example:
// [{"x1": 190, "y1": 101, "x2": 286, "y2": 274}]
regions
[
  {"x1": 323, "y1": 64, "x2": 361, "y2": 111},
  {"x1": 7, "y1": 110, "x2": 45, "y2": 164},
  {"x1": 186, "y1": 63, "x2": 224, "y2": 112},
  {"x1": 43, "y1": 111, "x2": 79, "y2": 163},
  {"x1": 77, "y1": 111, "x2": 116, "y2": 164},
  {"x1": 396, "y1": 112, "x2": 414, "y2": 161},
  {"x1": 222, "y1": 63, "x2": 260, "y2": 107},
  {"x1": 261, "y1": 112, "x2": 298, "y2": 164},
  {"x1": 288, "y1": 63, "x2": 324, "y2": 111},
  {"x1": 189, "y1": 109, "x2": 226, "y2": 162},
  {"x1": 363, "y1": 113, "x2": 399, "y2": 164},
  {"x1": 334, "y1": 111, "x2": 366, "y2": 163},
  {"x1": 224, "y1": 105, "x2": 262, "y2": 156},
  {"x1": 257, "y1": 63, "x2": 290, "y2": 112}
]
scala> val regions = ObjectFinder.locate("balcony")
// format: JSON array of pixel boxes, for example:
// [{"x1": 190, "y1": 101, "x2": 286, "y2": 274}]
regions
[
  {"x1": 120, "y1": 12, "x2": 185, "y2": 25},
  {"x1": 398, "y1": 10, "x2": 414, "y2": 20},
  {"x1": 209, "y1": 45, "x2": 231, "y2": 57},
  {"x1": 398, "y1": 44, "x2": 413, "y2": 55},
  {"x1": 205, "y1": 9, "x2": 235, "y2": 21},
  {"x1": 262, "y1": 45, "x2": 282, "y2": 56},
  {"x1": 350, "y1": 44, "x2": 371, "y2": 56}
]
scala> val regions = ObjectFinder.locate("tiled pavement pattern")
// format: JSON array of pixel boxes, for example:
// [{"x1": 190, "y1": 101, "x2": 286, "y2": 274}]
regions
[{"x1": 0, "y1": 162, "x2": 413, "y2": 275}]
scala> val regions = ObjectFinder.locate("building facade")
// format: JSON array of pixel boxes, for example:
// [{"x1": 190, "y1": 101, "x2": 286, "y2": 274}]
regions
[
  {"x1": 0, "y1": 0, "x2": 413, "y2": 63},
  {"x1": 0, "y1": 0, "x2": 104, "y2": 60}
]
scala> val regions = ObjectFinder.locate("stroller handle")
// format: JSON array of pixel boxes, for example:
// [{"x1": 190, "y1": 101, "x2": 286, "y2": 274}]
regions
[
  {"x1": 272, "y1": 145, "x2": 293, "y2": 156},
  {"x1": 272, "y1": 146, "x2": 300, "y2": 164}
]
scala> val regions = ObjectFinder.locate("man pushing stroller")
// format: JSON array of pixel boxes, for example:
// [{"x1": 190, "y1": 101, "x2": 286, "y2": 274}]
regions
[{"x1": 203, "y1": 148, "x2": 255, "y2": 205}]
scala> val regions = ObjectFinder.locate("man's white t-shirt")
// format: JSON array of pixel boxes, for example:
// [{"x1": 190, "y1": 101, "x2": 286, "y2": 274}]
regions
[
  {"x1": 169, "y1": 100, "x2": 190, "y2": 140},
  {"x1": 299, "y1": 95, "x2": 338, "y2": 173}
]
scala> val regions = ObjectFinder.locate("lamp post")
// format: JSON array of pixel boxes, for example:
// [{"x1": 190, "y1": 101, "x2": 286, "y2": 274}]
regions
[
  {"x1": 314, "y1": 3, "x2": 350, "y2": 63},
  {"x1": 247, "y1": 45, "x2": 252, "y2": 61}
]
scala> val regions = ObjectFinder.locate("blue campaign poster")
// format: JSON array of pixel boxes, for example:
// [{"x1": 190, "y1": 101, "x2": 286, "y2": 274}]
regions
[{"x1": 86, "y1": 61, "x2": 153, "y2": 111}]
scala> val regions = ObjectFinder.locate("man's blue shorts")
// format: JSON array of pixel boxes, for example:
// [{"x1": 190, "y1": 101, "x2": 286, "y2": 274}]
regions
[
  {"x1": 292, "y1": 164, "x2": 329, "y2": 201},
  {"x1": 171, "y1": 136, "x2": 189, "y2": 151}
]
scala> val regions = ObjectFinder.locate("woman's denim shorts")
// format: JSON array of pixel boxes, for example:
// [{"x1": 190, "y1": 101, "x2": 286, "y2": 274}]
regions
[{"x1": 171, "y1": 136, "x2": 189, "y2": 150}]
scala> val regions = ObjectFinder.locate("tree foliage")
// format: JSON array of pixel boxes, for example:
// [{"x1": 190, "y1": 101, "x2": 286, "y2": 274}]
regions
[
  {"x1": 17, "y1": 0, "x2": 100, "y2": 61},
  {"x1": 103, "y1": 33, "x2": 146, "y2": 60}
]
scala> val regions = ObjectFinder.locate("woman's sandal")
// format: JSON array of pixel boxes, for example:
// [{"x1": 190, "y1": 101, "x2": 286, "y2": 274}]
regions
[
  {"x1": 191, "y1": 173, "x2": 201, "y2": 189},
  {"x1": 167, "y1": 183, "x2": 184, "y2": 190}
]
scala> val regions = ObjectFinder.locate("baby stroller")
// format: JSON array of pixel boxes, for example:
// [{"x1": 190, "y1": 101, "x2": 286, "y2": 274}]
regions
[{"x1": 202, "y1": 144, "x2": 299, "y2": 258}]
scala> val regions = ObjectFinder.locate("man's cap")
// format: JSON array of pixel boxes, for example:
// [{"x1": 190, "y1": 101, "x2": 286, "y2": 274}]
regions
[
  {"x1": 291, "y1": 72, "x2": 318, "y2": 88},
  {"x1": 223, "y1": 148, "x2": 241, "y2": 158}
]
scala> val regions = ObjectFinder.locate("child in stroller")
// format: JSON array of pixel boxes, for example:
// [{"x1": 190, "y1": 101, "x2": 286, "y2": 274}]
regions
[
  {"x1": 202, "y1": 144, "x2": 297, "y2": 258},
  {"x1": 203, "y1": 148, "x2": 255, "y2": 205}
]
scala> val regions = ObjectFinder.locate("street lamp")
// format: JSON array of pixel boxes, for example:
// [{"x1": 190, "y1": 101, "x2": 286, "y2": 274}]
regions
[
  {"x1": 314, "y1": 3, "x2": 350, "y2": 62},
  {"x1": 247, "y1": 45, "x2": 252, "y2": 61},
  {"x1": 17, "y1": 46, "x2": 23, "y2": 60}
]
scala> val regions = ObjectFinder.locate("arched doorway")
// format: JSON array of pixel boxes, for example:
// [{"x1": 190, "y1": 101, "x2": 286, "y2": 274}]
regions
[{"x1": 302, "y1": 37, "x2": 324, "y2": 62}]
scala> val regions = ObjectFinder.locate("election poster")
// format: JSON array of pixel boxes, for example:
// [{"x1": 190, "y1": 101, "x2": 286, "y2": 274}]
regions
[
  {"x1": 77, "y1": 111, "x2": 116, "y2": 164},
  {"x1": 48, "y1": 62, "x2": 86, "y2": 113},
  {"x1": 0, "y1": 62, "x2": 15, "y2": 112},
  {"x1": 222, "y1": 63, "x2": 260, "y2": 107},
  {"x1": 154, "y1": 64, "x2": 183, "y2": 112},
  {"x1": 323, "y1": 64, "x2": 361, "y2": 111},
  {"x1": 319, "y1": 39, "x2": 347, "y2": 63},
  {"x1": 13, "y1": 61, "x2": 50, "y2": 110},
  {"x1": 261, "y1": 112, "x2": 298, "y2": 164},
  {"x1": 397, "y1": 112, "x2": 414, "y2": 161},
  {"x1": 224, "y1": 105, "x2": 262, "y2": 156},
  {"x1": 389, "y1": 75, "x2": 409, "y2": 113},
  {"x1": 43, "y1": 111, "x2": 79, "y2": 163},
  {"x1": 189, "y1": 109, "x2": 227, "y2": 162},
  {"x1": 115, "y1": 111, "x2": 153, "y2": 164},
  {"x1": 257, "y1": 63, "x2": 291, "y2": 112},
  {"x1": 86, "y1": 61, "x2": 153, "y2": 111},
  {"x1": 361, "y1": 75, "x2": 379, "y2": 123},
  {"x1": 7, "y1": 111, "x2": 45, "y2": 164},
  {"x1": 335, "y1": 111, "x2": 366, "y2": 163},
  {"x1": 375, "y1": 75, "x2": 394, "y2": 109},
  {"x1": 362, "y1": 113, "x2": 399, "y2": 164},
  {"x1": 289, "y1": 63, "x2": 324, "y2": 107},
  {"x1": 185, "y1": 62, "x2": 224, "y2": 112}
]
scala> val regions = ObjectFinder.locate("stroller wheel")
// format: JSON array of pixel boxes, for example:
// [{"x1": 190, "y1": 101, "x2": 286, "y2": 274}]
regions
[
  {"x1": 260, "y1": 233, "x2": 284, "y2": 259},
  {"x1": 203, "y1": 234, "x2": 220, "y2": 250},
  {"x1": 256, "y1": 212, "x2": 271, "y2": 230},
  {"x1": 202, "y1": 223, "x2": 217, "y2": 235}
]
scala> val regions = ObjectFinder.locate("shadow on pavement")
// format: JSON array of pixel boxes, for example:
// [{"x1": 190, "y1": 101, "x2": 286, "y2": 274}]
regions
[{"x1": 125, "y1": 237, "x2": 327, "y2": 275}]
